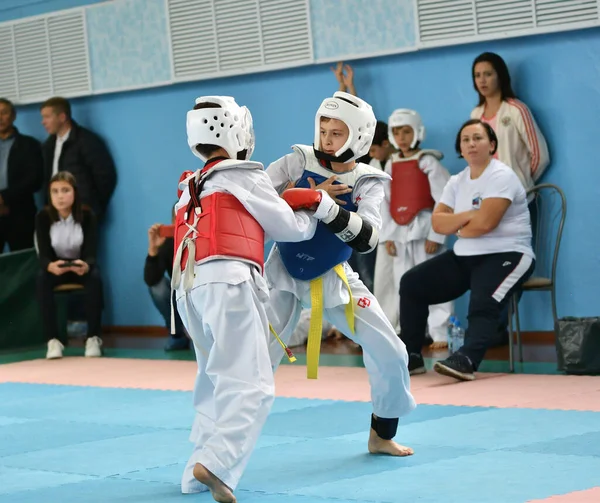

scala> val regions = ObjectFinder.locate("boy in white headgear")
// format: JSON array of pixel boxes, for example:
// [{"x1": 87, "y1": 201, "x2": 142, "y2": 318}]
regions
[
  {"x1": 374, "y1": 109, "x2": 453, "y2": 359},
  {"x1": 265, "y1": 92, "x2": 416, "y2": 456},
  {"x1": 172, "y1": 96, "x2": 328, "y2": 502}
]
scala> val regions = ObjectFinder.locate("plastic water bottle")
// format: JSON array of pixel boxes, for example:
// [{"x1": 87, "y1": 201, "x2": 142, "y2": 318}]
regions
[
  {"x1": 450, "y1": 320, "x2": 465, "y2": 354},
  {"x1": 447, "y1": 316, "x2": 457, "y2": 352}
]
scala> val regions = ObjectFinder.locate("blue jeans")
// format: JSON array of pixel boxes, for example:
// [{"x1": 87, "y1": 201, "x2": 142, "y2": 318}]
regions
[
  {"x1": 348, "y1": 248, "x2": 377, "y2": 293},
  {"x1": 149, "y1": 276, "x2": 185, "y2": 338}
]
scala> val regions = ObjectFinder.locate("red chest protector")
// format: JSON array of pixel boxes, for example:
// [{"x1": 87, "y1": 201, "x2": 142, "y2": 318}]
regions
[
  {"x1": 173, "y1": 160, "x2": 265, "y2": 280},
  {"x1": 389, "y1": 150, "x2": 441, "y2": 225}
]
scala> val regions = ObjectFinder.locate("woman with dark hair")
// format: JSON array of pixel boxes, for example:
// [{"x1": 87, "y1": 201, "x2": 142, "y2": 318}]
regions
[
  {"x1": 35, "y1": 171, "x2": 104, "y2": 359},
  {"x1": 470, "y1": 52, "x2": 549, "y2": 191},
  {"x1": 399, "y1": 119, "x2": 535, "y2": 381}
]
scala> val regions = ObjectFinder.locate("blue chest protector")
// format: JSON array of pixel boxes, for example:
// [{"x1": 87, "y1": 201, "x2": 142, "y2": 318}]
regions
[{"x1": 277, "y1": 170, "x2": 357, "y2": 281}]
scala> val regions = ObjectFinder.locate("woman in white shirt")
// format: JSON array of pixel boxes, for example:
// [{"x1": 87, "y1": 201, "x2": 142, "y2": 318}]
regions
[
  {"x1": 35, "y1": 171, "x2": 103, "y2": 360},
  {"x1": 399, "y1": 119, "x2": 535, "y2": 381}
]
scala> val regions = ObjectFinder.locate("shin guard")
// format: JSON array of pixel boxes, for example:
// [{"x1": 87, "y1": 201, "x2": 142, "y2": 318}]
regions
[{"x1": 371, "y1": 414, "x2": 399, "y2": 440}]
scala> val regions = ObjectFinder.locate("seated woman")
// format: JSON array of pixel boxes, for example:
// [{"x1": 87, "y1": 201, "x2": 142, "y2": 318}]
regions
[
  {"x1": 400, "y1": 119, "x2": 535, "y2": 381},
  {"x1": 35, "y1": 171, "x2": 103, "y2": 359}
]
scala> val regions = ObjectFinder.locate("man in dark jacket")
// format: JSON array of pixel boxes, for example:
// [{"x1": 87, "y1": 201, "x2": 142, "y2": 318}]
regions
[
  {"x1": 0, "y1": 98, "x2": 43, "y2": 253},
  {"x1": 40, "y1": 97, "x2": 117, "y2": 218}
]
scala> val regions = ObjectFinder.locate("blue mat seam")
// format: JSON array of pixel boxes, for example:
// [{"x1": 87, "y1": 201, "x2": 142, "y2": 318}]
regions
[
  {"x1": 0, "y1": 464, "x2": 103, "y2": 479},
  {"x1": 236, "y1": 488, "x2": 387, "y2": 503}
]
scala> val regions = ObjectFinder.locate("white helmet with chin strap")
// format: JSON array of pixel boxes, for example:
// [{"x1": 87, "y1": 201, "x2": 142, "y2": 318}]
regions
[
  {"x1": 314, "y1": 91, "x2": 377, "y2": 163},
  {"x1": 388, "y1": 109, "x2": 425, "y2": 150},
  {"x1": 186, "y1": 96, "x2": 255, "y2": 162}
]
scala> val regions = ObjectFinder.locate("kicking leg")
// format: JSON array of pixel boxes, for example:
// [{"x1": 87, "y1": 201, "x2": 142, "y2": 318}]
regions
[{"x1": 324, "y1": 265, "x2": 415, "y2": 457}]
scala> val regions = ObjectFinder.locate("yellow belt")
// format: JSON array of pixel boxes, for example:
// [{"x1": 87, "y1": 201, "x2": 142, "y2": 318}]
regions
[
  {"x1": 306, "y1": 264, "x2": 354, "y2": 379},
  {"x1": 270, "y1": 263, "x2": 354, "y2": 379}
]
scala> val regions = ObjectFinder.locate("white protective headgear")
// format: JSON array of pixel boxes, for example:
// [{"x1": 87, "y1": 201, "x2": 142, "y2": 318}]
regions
[
  {"x1": 314, "y1": 91, "x2": 377, "y2": 162},
  {"x1": 388, "y1": 109, "x2": 425, "y2": 150},
  {"x1": 186, "y1": 96, "x2": 255, "y2": 162}
]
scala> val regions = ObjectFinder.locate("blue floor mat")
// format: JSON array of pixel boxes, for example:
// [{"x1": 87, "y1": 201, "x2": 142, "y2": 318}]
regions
[{"x1": 0, "y1": 382, "x2": 599, "y2": 502}]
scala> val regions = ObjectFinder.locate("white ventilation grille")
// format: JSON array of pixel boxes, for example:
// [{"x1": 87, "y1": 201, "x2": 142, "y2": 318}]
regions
[
  {"x1": 0, "y1": 9, "x2": 91, "y2": 104},
  {"x1": 168, "y1": 0, "x2": 219, "y2": 77},
  {"x1": 215, "y1": 0, "x2": 262, "y2": 71},
  {"x1": 417, "y1": 0, "x2": 599, "y2": 45},
  {"x1": 47, "y1": 11, "x2": 90, "y2": 96},
  {"x1": 476, "y1": 0, "x2": 534, "y2": 34},
  {"x1": 0, "y1": 26, "x2": 17, "y2": 101},
  {"x1": 168, "y1": 0, "x2": 313, "y2": 80},
  {"x1": 535, "y1": 0, "x2": 598, "y2": 27},
  {"x1": 259, "y1": 0, "x2": 312, "y2": 65},
  {"x1": 13, "y1": 19, "x2": 52, "y2": 102},
  {"x1": 418, "y1": 0, "x2": 476, "y2": 43}
]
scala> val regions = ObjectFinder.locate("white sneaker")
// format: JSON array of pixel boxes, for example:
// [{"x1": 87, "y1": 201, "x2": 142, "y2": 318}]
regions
[
  {"x1": 85, "y1": 336, "x2": 103, "y2": 357},
  {"x1": 46, "y1": 339, "x2": 64, "y2": 359}
]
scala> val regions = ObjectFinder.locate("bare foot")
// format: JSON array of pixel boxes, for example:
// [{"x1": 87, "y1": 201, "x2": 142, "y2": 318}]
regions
[
  {"x1": 193, "y1": 463, "x2": 237, "y2": 503},
  {"x1": 368, "y1": 428, "x2": 414, "y2": 457},
  {"x1": 429, "y1": 341, "x2": 448, "y2": 350}
]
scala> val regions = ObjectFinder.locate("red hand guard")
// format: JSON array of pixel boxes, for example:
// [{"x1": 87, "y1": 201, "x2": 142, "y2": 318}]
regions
[{"x1": 281, "y1": 188, "x2": 322, "y2": 211}]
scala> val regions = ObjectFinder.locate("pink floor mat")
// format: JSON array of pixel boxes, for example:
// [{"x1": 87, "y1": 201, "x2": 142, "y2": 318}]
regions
[
  {"x1": 1, "y1": 357, "x2": 599, "y2": 411},
  {"x1": 528, "y1": 487, "x2": 600, "y2": 502}
]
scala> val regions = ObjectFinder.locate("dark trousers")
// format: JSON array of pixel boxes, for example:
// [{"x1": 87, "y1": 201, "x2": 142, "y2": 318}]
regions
[
  {"x1": 0, "y1": 213, "x2": 35, "y2": 253},
  {"x1": 348, "y1": 247, "x2": 377, "y2": 293},
  {"x1": 400, "y1": 250, "x2": 534, "y2": 369},
  {"x1": 148, "y1": 276, "x2": 185, "y2": 337},
  {"x1": 36, "y1": 268, "x2": 104, "y2": 341}
]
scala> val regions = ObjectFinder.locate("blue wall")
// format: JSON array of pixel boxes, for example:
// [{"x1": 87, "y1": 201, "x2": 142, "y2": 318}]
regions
[{"x1": 8, "y1": 1, "x2": 599, "y2": 329}]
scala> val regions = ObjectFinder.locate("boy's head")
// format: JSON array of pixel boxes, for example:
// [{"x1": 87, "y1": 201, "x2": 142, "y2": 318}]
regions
[
  {"x1": 368, "y1": 121, "x2": 393, "y2": 162},
  {"x1": 187, "y1": 96, "x2": 255, "y2": 162},
  {"x1": 314, "y1": 91, "x2": 376, "y2": 164},
  {"x1": 318, "y1": 117, "x2": 350, "y2": 159},
  {"x1": 388, "y1": 109, "x2": 424, "y2": 154}
]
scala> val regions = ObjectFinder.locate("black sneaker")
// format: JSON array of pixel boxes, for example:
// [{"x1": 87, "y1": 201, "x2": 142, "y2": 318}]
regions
[
  {"x1": 434, "y1": 353, "x2": 475, "y2": 381},
  {"x1": 408, "y1": 353, "x2": 426, "y2": 375}
]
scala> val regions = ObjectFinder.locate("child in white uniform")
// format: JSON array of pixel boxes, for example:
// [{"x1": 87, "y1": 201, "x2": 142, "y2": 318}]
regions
[
  {"x1": 172, "y1": 96, "x2": 327, "y2": 503},
  {"x1": 374, "y1": 109, "x2": 453, "y2": 351},
  {"x1": 265, "y1": 92, "x2": 416, "y2": 456}
]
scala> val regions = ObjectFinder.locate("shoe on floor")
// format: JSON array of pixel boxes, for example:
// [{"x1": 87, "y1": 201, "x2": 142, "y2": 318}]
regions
[
  {"x1": 434, "y1": 353, "x2": 475, "y2": 381},
  {"x1": 85, "y1": 336, "x2": 103, "y2": 357},
  {"x1": 408, "y1": 353, "x2": 426, "y2": 375},
  {"x1": 46, "y1": 338, "x2": 64, "y2": 359}
]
